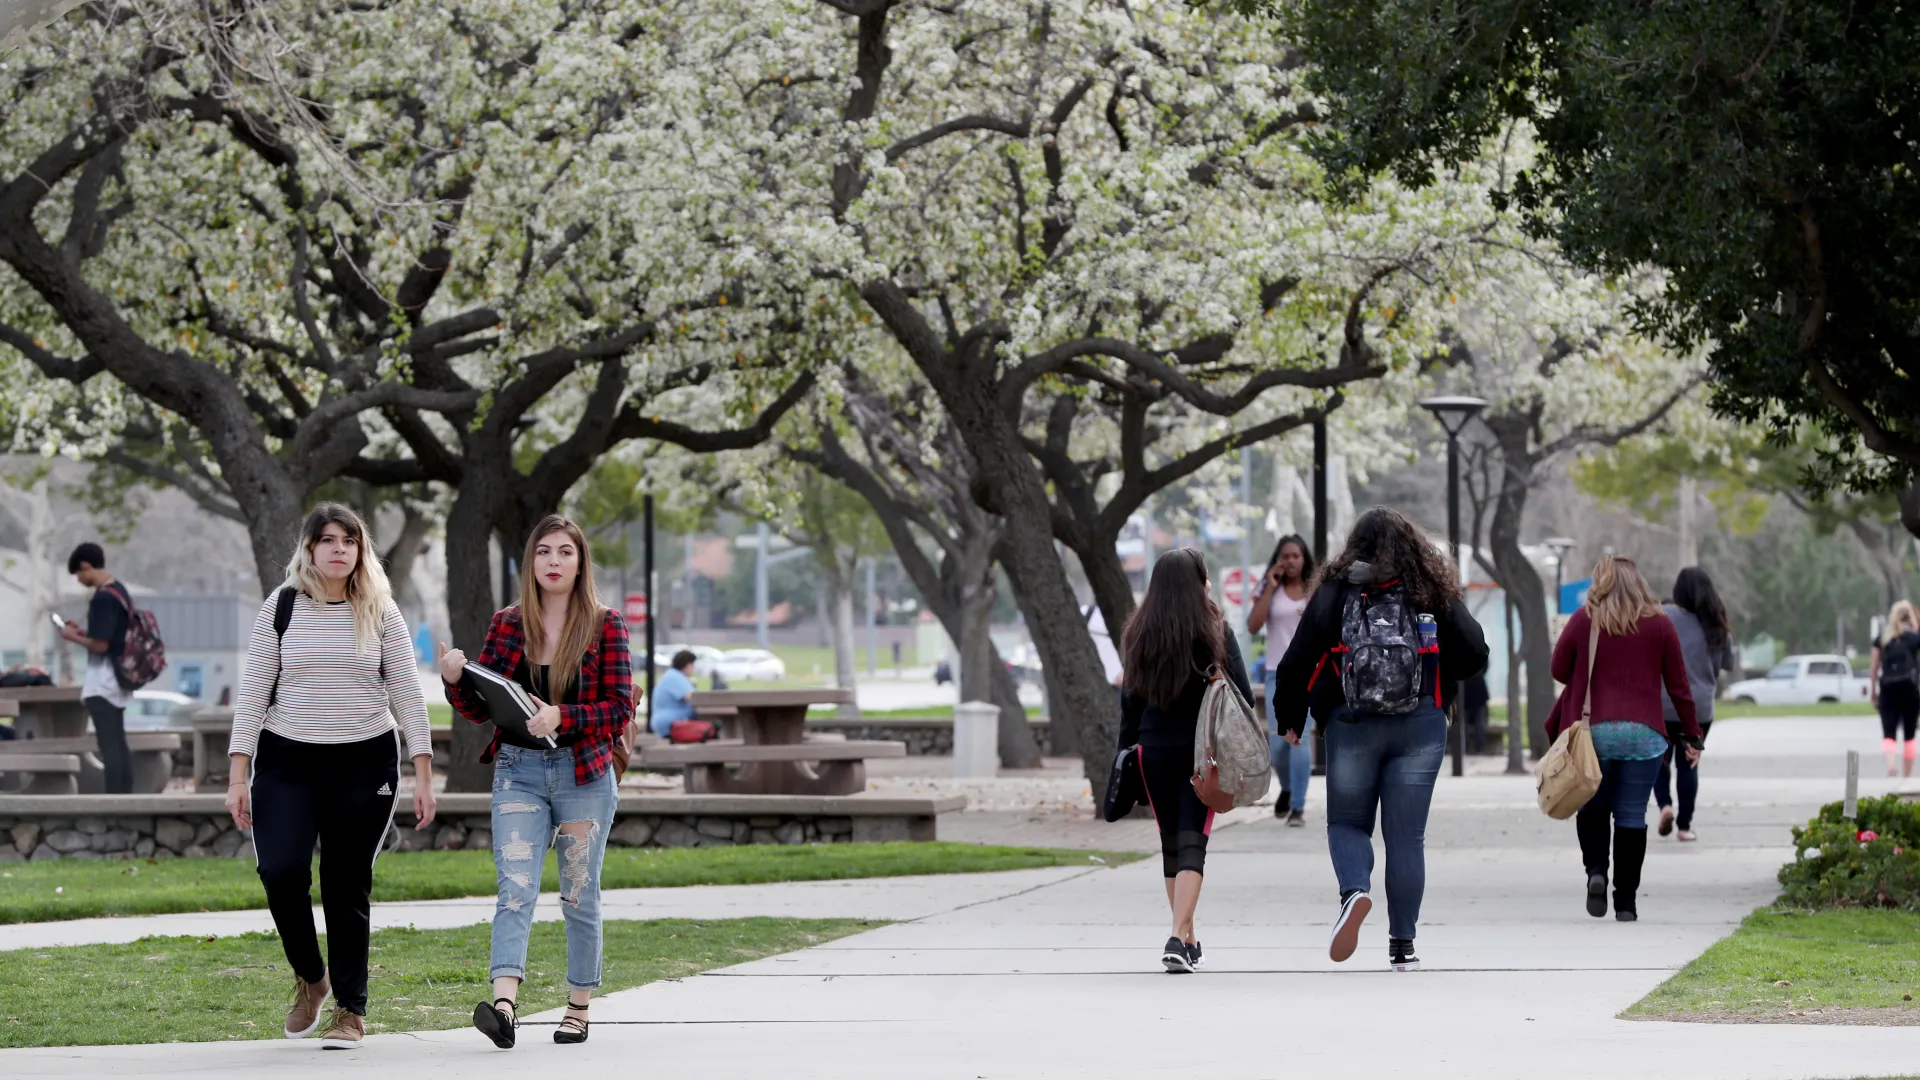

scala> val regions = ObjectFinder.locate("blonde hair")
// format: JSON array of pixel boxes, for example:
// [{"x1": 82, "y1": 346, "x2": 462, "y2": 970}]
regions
[
  {"x1": 281, "y1": 502, "x2": 392, "y2": 652},
  {"x1": 1885, "y1": 601, "x2": 1919, "y2": 645},
  {"x1": 1585, "y1": 555, "x2": 1663, "y2": 637},
  {"x1": 515, "y1": 515, "x2": 605, "y2": 701}
]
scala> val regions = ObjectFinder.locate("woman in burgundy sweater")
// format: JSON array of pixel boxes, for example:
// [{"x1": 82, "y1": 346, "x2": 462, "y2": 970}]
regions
[{"x1": 1546, "y1": 556, "x2": 1702, "y2": 922}]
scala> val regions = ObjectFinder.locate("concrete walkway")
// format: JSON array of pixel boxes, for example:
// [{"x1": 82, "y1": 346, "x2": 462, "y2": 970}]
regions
[{"x1": 4, "y1": 716, "x2": 1918, "y2": 1077}]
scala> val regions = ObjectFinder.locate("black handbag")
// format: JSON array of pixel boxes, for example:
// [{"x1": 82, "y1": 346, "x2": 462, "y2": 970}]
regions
[{"x1": 1102, "y1": 744, "x2": 1145, "y2": 822}]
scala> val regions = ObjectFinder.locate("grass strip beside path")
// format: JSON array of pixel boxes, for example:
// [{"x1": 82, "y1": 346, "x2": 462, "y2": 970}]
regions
[
  {"x1": 0, "y1": 917, "x2": 871, "y2": 1048},
  {"x1": 0, "y1": 842, "x2": 1137, "y2": 924},
  {"x1": 1628, "y1": 908, "x2": 1920, "y2": 1025}
]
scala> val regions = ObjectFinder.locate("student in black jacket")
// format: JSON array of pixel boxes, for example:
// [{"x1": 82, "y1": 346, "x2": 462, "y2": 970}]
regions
[
  {"x1": 1116, "y1": 548, "x2": 1254, "y2": 975},
  {"x1": 1269, "y1": 508, "x2": 1488, "y2": 972}
]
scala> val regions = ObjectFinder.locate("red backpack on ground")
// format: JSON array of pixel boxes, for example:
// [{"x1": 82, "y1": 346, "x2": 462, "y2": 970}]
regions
[{"x1": 108, "y1": 585, "x2": 167, "y2": 690}]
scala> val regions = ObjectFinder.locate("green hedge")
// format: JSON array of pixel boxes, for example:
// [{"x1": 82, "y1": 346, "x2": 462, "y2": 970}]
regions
[{"x1": 1778, "y1": 796, "x2": 1920, "y2": 910}]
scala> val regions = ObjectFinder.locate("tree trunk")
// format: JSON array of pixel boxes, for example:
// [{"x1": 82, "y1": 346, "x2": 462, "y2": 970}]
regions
[
  {"x1": 1900, "y1": 479, "x2": 1920, "y2": 543},
  {"x1": 1486, "y1": 419, "x2": 1554, "y2": 759},
  {"x1": 995, "y1": 521, "x2": 1112, "y2": 789},
  {"x1": 1078, "y1": 532, "x2": 1138, "y2": 663},
  {"x1": 382, "y1": 503, "x2": 435, "y2": 624},
  {"x1": 441, "y1": 479, "x2": 500, "y2": 793},
  {"x1": 1842, "y1": 517, "x2": 1908, "y2": 609}
]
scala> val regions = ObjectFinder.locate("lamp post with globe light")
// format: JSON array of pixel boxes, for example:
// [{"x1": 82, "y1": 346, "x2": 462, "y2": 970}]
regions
[{"x1": 1420, "y1": 395, "x2": 1489, "y2": 778}]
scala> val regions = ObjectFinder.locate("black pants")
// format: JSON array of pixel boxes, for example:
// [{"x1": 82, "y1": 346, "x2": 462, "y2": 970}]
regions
[
  {"x1": 251, "y1": 728, "x2": 399, "y2": 1015},
  {"x1": 1654, "y1": 720, "x2": 1712, "y2": 830},
  {"x1": 83, "y1": 696, "x2": 132, "y2": 794},
  {"x1": 1139, "y1": 746, "x2": 1212, "y2": 878},
  {"x1": 1880, "y1": 682, "x2": 1919, "y2": 741}
]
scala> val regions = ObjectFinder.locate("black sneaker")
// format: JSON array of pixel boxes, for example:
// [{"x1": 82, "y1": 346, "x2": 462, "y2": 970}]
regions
[
  {"x1": 1389, "y1": 938, "x2": 1420, "y2": 972},
  {"x1": 1185, "y1": 940, "x2": 1204, "y2": 969},
  {"x1": 1273, "y1": 789, "x2": 1293, "y2": 817},
  {"x1": 1586, "y1": 873, "x2": 1608, "y2": 918},
  {"x1": 1161, "y1": 936, "x2": 1194, "y2": 973},
  {"x1": 1329, "y1": 890, "x2": 1371, "y2": 963},
  {"x1": 1286, "y1": 809, "x2": 1305, "y2": 828}
]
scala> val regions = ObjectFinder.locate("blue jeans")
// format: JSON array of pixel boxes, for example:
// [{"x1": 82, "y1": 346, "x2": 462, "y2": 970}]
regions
[
  {"x1": 1265, "y1": 677, "x2": 1315, "y2": 806},
  {"x1": 1592, "y1": 756, "x2": 1661, "y2": 830},
  {"x1": 489, "y1": 745, "x2": 618, "y2": 989},
  {"x1": 1324, "y1": 703, "x2": 1447, "y2": 941}
]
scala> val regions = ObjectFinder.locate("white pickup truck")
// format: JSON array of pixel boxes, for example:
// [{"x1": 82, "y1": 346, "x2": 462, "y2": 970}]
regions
[{"x1": 1725, "y1": 654, "x2": 1872, "y2": 706}]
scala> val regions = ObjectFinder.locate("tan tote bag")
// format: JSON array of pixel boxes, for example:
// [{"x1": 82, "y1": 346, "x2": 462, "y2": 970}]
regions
[{"x1": 1537, "y1": 617, "x2": 1605, "y2": 819}]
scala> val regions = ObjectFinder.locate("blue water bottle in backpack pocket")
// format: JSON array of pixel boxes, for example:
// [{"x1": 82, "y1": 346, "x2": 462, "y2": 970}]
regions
[{"x1": 1415, "y1": 613, "x2": 1438, "y2": 651}]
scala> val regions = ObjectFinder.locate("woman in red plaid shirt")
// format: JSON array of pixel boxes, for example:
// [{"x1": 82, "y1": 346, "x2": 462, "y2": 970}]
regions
[{"x1": 439, "y1": 514, "x2": 632, "y2": 1049}]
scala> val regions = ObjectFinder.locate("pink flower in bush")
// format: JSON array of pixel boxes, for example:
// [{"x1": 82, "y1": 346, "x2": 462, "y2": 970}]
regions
[{"x1": 1857, "y1": 829, "x2": 1879, "y2": 843}]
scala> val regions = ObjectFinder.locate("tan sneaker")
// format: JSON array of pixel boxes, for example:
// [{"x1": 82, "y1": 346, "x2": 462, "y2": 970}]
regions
[
  {"x1": 284, "y1": 974, "x2": 331, "y2": 1039},
  {"x1": 318, "y1": 1007, "x2": 364, "y2": 1050}
]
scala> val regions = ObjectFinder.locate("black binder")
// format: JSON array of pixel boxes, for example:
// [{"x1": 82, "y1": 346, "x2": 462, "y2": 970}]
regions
[{"x1": 462, "y1": 662, "x2": 556, "y2": 748}]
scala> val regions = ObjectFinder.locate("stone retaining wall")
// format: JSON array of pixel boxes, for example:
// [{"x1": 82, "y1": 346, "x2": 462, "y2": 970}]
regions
[{"x1": 0, "y1": 794, "x2": 963, "y2": 861}]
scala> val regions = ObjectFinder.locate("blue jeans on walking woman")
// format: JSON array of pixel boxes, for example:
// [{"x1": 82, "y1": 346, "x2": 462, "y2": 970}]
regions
[
  {"x1": 1324, "y1": 703, "x2": 1447, "y2": 941},
  {"x1": 489, "y1": 745, "x2": 617, "y2": 990},
  {"x1": 1265, "y1": 677, "x2": 1315, "y2": 806}
]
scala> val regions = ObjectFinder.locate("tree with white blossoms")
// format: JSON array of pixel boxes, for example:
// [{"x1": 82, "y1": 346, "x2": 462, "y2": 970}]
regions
[
  {"x1": 1439, "y1": 241, "x2": 1712, "y2": 759},
  {"x1": 650, "y1": 0, "x2": 1570, "y2": 794}
]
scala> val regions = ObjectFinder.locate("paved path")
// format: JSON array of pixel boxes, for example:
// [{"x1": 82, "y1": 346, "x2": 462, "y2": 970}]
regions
[{"x1": 5, "y1": 716, "x2": 1919, "y2": 1077}]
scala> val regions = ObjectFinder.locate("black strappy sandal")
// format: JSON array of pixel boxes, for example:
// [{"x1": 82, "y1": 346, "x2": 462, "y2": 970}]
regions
[
  {"x1": 554, "y1": 1000, "x2": 589, "y2": 1045},
  {"x1": 472, "y1": 997, "x2": 517, "y2": 1049}
]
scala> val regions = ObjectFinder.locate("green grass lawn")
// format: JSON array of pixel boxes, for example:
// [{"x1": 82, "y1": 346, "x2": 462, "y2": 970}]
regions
[
  {"x1": 1712, "y1": 701, "x2": 1877, "y2": 718},
  {"x1": 0, "y1": 917, "x2": 871, "y2": 1048},
  {"x1": 0, "y1": 842, "x2": 1136, "y2": 924},
  {"x1": 1628, "y1": 908, "x2": 1920, "y2": 1024}
]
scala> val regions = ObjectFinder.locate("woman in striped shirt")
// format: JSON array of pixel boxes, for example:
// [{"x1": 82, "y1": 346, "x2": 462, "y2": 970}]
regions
[
  {"x1": 225, "y1": 502, "x2": 437, "y2": 1050},
  {"x1": 442, "y1": 514, "x2": 632, "y2": 1049}
]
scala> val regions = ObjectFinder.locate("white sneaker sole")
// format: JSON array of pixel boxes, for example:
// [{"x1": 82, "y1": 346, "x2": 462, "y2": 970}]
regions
[
  {"x1": 284, "y1": 992, "x2": 331, "y2": 1039},
  {"x1": 1329, "y1": 894, "x2": 1371, "y2": 963},
  {"x1": 1392, "y1": 959, "x2": 1421, "y2": 972},
  {"x1": 1161, "y1": 951, "x2": 1194, "y2": 974}
]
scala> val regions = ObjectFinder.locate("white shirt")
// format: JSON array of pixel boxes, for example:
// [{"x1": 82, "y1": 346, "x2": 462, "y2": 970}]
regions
[
  {"x1": 81, "y1": 652, "x2": 129, "y2": 708},
  {"x1": 1085, "y1": 606, "x2": 1124, "y2": 686}
]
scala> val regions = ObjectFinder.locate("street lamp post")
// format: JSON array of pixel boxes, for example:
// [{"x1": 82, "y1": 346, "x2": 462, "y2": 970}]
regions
[
  {"x1": 1420, "y1": 395, "x2": 1489, "y2": 779},
  {"x1": 1544, "y1": 537, "x2": 1577, "y2": 615}
]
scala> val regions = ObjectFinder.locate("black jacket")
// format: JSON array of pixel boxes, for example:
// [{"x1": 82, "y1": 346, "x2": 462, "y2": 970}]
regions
[
  {"x1": 1268, "y1": 564, "x2": 1489, "y2": 739},
  {"x1": 1117, "y1": 624, "x2": 1254, "y2": 750}
]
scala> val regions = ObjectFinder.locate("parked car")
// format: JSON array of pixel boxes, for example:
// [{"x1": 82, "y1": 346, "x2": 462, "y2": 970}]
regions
[
  {"x1": 1002, "y1": 643, "x2": 1043, "y2": 687},
  {"x1": 651, "y1": 644, "x2": 722, "y2": 678},
  {"x1": 1725, "y1": 654, "x2": 1872, "y2": 706},
  {"x1": 124, "y1": 689, "x2": 197, "y2": 730},
  {"x1": 714, "y1": 648, "x2": 787, "y2": 682}
]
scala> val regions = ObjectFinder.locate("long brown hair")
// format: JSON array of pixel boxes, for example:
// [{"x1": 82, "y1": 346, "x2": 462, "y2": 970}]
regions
[
  {"x1": 515, "y1": 515, "x2": 605, "y2": 701},
  {"x1": 1313, "y1": 507, "x2": 1459, "y2": 614},
  {"x1": 1121, "y1": 548, "x2": 1226, "y2": 709},
  {"x1": 1587, "y1": 555, "x2": 1662, "y2": 636}
]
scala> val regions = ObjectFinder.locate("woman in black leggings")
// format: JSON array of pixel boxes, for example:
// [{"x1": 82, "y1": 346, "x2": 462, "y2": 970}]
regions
[{"x1": 1117, "y1": 548, "x2": 1253, "y2": 973}]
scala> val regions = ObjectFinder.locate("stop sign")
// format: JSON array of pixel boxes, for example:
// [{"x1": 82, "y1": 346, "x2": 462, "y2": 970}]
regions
[
  {"x1": 624, "y1": 592, "x2": 648, "y2": 623},
  {"x1": 1220, "y1": 566, "x2": 1248, "y2": 607}
]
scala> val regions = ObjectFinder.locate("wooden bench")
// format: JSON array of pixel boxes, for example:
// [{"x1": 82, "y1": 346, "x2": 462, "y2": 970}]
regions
[
  {"x1": 0, "y1": 753, "x2": 84, "y2": 795},
  {"x1": 639, "y1": 739, "x2": 905, "y2": 796}
]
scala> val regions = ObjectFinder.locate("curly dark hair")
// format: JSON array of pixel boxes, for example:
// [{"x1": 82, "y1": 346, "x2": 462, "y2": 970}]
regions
[
  {"x1": 1121, "y1": 548, "x2": 1226, "y2": 710},
  {"x1": 1313, "y1": 507, "x2": 1460, "y2": 614}
]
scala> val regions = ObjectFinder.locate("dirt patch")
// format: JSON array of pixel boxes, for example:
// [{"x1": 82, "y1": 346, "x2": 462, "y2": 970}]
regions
[{"x1": 1628, "y1": 1007, "x2": 1920, "y2": 1026}]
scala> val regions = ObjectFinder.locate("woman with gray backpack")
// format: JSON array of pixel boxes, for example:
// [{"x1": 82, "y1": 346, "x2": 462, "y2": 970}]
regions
[
  {"x1": 1115, "y1": 548, "x2": 1256, "y2": 973},
  {"x1": 1268, "y1": 507, "x2": 1488, "y2": 972}
]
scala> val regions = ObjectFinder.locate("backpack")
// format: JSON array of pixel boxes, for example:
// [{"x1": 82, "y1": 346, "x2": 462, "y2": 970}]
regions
[
  {"x1": 1335, "y1": 581, "x2": 1427, "y2": 716},
  {"x1": 107, "y1": 584, "x2": 166, "y2": 691},
  {"x1": 1190, "y1": 667, "x2": 1270, "y2": 813},
  {"x1": 1884, "y1": 633, "x2": 1918, "y2": 685}
]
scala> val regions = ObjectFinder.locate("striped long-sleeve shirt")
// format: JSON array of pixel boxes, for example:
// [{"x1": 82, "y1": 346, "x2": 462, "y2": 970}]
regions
[{"x1": 229, "y1": 592, "x2": 434, "y2": 761}]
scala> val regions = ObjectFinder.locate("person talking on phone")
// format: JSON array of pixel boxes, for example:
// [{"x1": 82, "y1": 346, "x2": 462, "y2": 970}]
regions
[
  {"x1": 225, "y1": 503, "x2": 437, "y2": 1050},
  {"x1": 442, "y1": 515, "x2": 632, "y2": 1049},
  {"x1": 1246, "y1": 534, "x2": 1315, "y2": 825}
]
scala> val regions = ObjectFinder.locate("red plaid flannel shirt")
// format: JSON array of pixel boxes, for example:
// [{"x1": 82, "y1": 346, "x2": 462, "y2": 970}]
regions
[{"x1": 446, "y1": 605, "x2": 633, "y2": 786}]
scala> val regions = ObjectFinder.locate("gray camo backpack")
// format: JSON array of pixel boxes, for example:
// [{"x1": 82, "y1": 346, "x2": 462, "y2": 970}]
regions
[
  {"x1": 1336, "y1": 581, "x2": 1426, "y2": 715},
  {"x1": 1191, "y1": 667, "x2": 1270, "y2": 812}
]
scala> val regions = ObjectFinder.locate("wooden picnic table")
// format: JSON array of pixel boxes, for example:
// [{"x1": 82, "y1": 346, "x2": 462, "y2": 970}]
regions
[
  {"x1": 0, "y1": 686, "x2": 181, "y2": 793},
  {"x1": 642, "y1": 689, "x2": 904, "y2": 796}
]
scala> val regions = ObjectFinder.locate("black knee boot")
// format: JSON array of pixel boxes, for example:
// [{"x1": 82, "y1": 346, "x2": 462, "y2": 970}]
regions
[
  {"x1": 1613, "y1": 826, "x2": 1647, "y2": 922},
  {"x1": 1576, "y1": 807, "x2": 1610, "y2": 917}
]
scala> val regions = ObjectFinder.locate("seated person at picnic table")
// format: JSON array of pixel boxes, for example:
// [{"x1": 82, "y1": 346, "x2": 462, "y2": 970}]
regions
[{"x1": 650, "y1": 650, "x2": 698, "y2": 737}]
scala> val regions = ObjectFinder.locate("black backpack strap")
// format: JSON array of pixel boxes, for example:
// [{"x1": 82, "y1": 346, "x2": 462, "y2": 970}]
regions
[{"x1": 274, "y1": 587, "x2": 297, "y2": 639}]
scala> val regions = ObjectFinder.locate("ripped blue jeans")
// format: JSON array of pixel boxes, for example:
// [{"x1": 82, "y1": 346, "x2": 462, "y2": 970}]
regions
[{"x1": 489, "y1": 745, "x2": 617, "y2": 989}]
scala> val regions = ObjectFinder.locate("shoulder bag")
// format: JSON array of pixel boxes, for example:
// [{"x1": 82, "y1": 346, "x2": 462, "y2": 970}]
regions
[{"x1": 1537, "y1": 616, "x2": 1604, "y2": 819}]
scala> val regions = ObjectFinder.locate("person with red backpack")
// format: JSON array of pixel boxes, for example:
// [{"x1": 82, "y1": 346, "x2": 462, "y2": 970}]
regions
[
  {"x1": 1268, "y1": 508, "x2": 1488, "y2": 972},
  {"x1": 60, "y1": 543, "x2": 137, "y2": 793}
]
